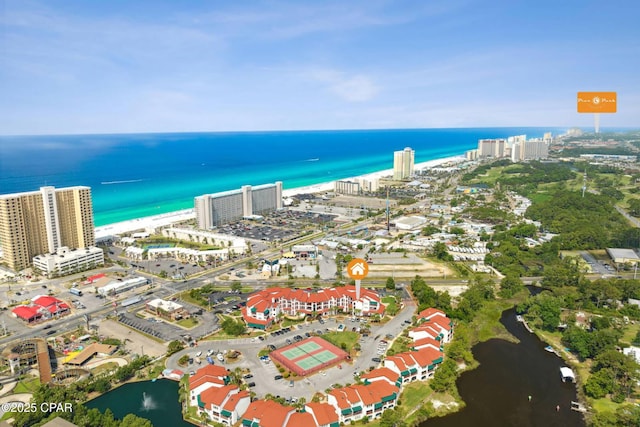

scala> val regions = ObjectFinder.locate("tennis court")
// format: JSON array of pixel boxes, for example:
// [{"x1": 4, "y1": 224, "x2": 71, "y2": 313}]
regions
[
  {"x1": 281, "y1": 341, "x2": 322, "y2": 360},
  {"x1": 270, "y1": 336, "x2": 348, "y2": 376}
]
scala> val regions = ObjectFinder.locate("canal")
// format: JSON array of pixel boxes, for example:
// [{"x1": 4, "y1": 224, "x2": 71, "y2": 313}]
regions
[
  {"x1": 420, "y1": 307, "x2": 586, "y2": 427},
  {"x1": 86, "y1": 378, "x2": 193, "y2": 427}
]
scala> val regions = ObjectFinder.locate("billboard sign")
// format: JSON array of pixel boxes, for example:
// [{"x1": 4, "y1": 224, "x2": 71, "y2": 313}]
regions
[{"x1": 577, "y1": 92, "x2": 617, "y2": 113}]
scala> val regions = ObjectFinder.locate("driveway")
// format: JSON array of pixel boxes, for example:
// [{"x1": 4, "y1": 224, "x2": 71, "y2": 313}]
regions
[{"x1": 166, "y1": 300, "x2": 417, "y2": 402}]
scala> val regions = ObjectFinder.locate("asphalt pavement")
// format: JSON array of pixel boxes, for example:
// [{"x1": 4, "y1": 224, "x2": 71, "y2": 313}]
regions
[{"x1": 165, "y1": 299, "x2": 417, "y2": 402}]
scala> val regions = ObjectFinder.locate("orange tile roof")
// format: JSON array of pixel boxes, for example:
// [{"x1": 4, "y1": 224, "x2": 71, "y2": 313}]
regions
[
  {"x1": 200, "y1": 384, "x2": 237, "y2": 408},
  {"x1": 285, "y1": 411, "x2": 315, "y2": 427},
  {"x1": 189, "y1": 365, "x2": 228, "y2": 390},
  {"x1": 328, "y1": 389, "x2": 351, "y2": 410},
  {"x1": 412, "y1": 337, "x2": 441, "y2": 350},
  {"x1": 360, "y1": 367, "x2": 401, "y2": 384},
  {"x1": 189, "y1": 376, "x2": 225, "y2": 391},
  {"x1": 305, "y1": 402, "x2": 339, "y2": 426},
  {"x1": 427, "y1": 317, "x2": 452, "y2": 331},
  {"x1": 410, "y1": 347, "x2": 443, "y2": 367},
  {"x1": 243, "y1": 400, "x2": 295, "y2": 427},
  {"x1": 386, "y1": 355, "x2": 407, "y2": 372},
  {"x1": 418, "y1": 308, "x2": 446, "y2": 320},
  {"x1": 353, "y1": 384, "x2": 377, "y2": 405},
  {"x1": 222, "y1": 389, "x2": 249, "y2": 412},
  {"x1": 365, "y1": 381, "x2": 399, "y2": 402}
]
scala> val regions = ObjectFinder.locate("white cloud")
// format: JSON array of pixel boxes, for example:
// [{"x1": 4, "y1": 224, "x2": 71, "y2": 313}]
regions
[{"x1": 308, "y1": 69, "x2": 379, "y2": 102}]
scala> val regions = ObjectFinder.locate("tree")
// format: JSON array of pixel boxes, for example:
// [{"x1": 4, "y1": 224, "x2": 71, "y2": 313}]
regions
[
  {"x1": 221, "y1": 318, "x2": 246, "y2": 336},
  {"x1": 167, "y1": 340, "x2": 185, "y2": 356},
  {"x1": 431, "y1": 242, "x2": 452, "y2": 261},
  {"x1": 379, "y1": 408, "x2": 406, "y2": 427},
  {"x1": 429, "y1": 359, "x2": 458, "y2": 393},
  {"x1": 385, "y1": 277, "x2": 395, "y2": 290},
  {"x1": 120, "y1": 414, "x2": 153, "y2": 427},
  {"x1": 231, "y1": 281, "x2": 242, "y2": 293},
  {"x1": 499, "y1": 275, "x2": 524, "y2": 298}
]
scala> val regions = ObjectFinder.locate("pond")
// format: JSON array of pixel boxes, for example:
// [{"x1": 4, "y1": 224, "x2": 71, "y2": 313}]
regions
[
  {"x1": 420, "y1": 308, "x2": 586, "y2": 427},
  {"x1": 86, "y1": 379, "x2": 193, "y2": 427}
]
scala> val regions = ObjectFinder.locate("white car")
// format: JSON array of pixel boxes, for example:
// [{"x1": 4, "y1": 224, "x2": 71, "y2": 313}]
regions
[
  {"x1": 217, "y1": 353, "x2": 224, "y2": 362},
  {"x1": 207, "y1": 349, "x2": 214, "y2": 357},
  {"x1": 195, "y1": 351, "x2": 202, "y2": 358}
]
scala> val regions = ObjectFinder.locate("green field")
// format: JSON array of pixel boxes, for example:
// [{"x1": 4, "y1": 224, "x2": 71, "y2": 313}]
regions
[{"x1": 321, "y1": 331, "x2": 359, "y2": 352}]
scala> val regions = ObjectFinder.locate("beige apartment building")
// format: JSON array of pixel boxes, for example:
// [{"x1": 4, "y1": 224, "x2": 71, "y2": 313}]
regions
[
  {"x1": 0, "y1": 186, "x2": 95, "y2": 272},
  {"x1": 393, "y1": 147, "x2": 415, "y2": 180}
]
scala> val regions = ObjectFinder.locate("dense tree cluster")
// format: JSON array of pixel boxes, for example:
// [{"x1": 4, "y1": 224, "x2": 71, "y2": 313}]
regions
[
  {"x1": 526, "y1": 191, "x2": 628, "y2": 249},
  {"x1": 12, "y1": 356, "x2": 153, "y2": 427},
  {"x1": 410, "y1": 276, "x2": 452, "y2": 314}
]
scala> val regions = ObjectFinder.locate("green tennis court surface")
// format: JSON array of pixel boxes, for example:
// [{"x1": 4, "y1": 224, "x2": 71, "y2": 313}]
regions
[
  {"x1": 295, "y1": 350, "x2": 338, "y2": 370},
  {"x1": 280, "y1": 341, "x2": 322, "y2": 361}
]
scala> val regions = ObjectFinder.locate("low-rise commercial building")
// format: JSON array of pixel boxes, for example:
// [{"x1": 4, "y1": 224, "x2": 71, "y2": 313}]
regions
[
  {"x1": 33, "y1": 246, "x2": 104, "y2": 277},
  {"x1": 145, "y1": 298, "x2": 189, "y2": 320}
]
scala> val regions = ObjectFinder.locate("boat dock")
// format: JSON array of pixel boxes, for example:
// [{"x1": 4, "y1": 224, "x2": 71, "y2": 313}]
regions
[{"x1": 520, "y1": 317, "x2": 533, "y2": 333}]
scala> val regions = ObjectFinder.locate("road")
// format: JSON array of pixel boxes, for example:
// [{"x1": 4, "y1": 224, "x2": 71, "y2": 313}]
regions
[{"x1": 166, "y1": 300, "x2": 417, "y2": 402}]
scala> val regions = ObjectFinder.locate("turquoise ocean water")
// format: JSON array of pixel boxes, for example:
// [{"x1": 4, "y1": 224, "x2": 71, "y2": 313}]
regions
[{"x1": 0, "y1": 128, "x2": 563, "y2": 226}]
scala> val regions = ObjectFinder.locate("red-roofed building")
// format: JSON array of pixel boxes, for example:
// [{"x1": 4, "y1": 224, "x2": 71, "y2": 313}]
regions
[
  {"x1": 221, "y1": 390, "x2": 251, "y2": 426},
  {"x1": 33, "y1": 295, "x2": 70, "y2": 316},
  {"x1": 285, "y1": 411, "x2": 316, "y2": 427},
  {"x1": 360, "y1": 367, "x2": 402, "y2": 388},
  {"x1": 417, "y1": 308, "x2": 447, "y2": 322},
  {"x1": 11, "y1": 305, "x2": 42, "y2": 323},
  {"x1": 384, "y1": 347, "x2": 444, "y2": 384},
  {"x1": 416, "y1": 309, "x2": 454, "y2": 342},
  {"x1": 327, "y1": 382, "x2": 399, "y2": 424},
  {"x1": 411, "y1": 337, "x2": 443, "y2": 352},
  {"x1": 198, "y1": 385, "x2": 250, "y2": 426},
  {"x1": 242, "y1": 286, "x2": 383, "y2": 329},
  {"x1": 189, "y1": 365, "x2": 230, "y2": 403},
  {"x1": 408, "y1": 323, "x2": 445, "y2": 343},
  {"x1": 240, "y1": 400, "x2": 296, "y2": 427},
  {"x1": 305, "y1": 402, "x2": 340, "y2": 427},
  {"x1": 12, "y1": 295, "x2": 70, "y2": 323},
  {"x1": 85, "y1": 273, "x2": 106, "y2": 284}
]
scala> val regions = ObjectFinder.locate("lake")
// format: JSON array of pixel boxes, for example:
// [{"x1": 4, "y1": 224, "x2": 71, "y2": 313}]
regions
[
  {"x1": 420, "y1": 308, "x2": 586, "y2": 427},
  {"x1": 85, "y1": 379, "x2": 193, "y2": 427}
]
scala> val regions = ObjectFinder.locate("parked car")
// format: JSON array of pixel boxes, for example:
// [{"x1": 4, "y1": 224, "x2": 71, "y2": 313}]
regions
[
  {"x1": 372, "y1": 357, "x2": 381, "y2": 363},
  {"x1": 247, "y1": 382, "x2": 256, "y2": 387},
  {"x1": 274, "y1": 375, "x2": 283, "y2": 380}
]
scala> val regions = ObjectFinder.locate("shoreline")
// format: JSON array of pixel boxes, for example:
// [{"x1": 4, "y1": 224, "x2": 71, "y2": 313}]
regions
[{"x1": 95, "y1": 154, "x2": 466, "y2": 239}]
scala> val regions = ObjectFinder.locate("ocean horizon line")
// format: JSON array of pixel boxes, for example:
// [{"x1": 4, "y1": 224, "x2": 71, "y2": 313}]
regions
[{"x1": 0, "y1": 124, "x2": 615, "y2": 138}]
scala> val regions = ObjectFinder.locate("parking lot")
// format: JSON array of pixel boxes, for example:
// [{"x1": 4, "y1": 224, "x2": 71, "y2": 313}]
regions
[{"x1": 166, "y1": 299, "x2": 417, "y2": 402}]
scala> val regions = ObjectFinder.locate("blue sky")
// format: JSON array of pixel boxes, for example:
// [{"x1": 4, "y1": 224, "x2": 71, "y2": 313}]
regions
[{"x1": 1, "y1": 0, "x2": 638, "y2": 135}]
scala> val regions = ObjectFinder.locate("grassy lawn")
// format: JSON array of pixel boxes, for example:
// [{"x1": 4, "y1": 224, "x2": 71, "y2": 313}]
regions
[
  {"x1": 91, "y1": 362, "x2": 119, "y2": 376},
  {"x1": 620, "y1": 323, "x2": 640, "y2": 346},
  {"x1": 401, "y1": 380, "x2": 434, "y2": 408},
  {"x1": 388, "y1": 336, "x2": 412, "y2": 356},
  {"x1": 321, "y1": 331, "x2": 359, "y2": 352},
  {"x1": 176, "y1": 317, "x2": 199, "y2": 328},
  {"x1": 591, "y1": 397, "x2": 621, "y2": 415},
  {"x1": 13, "y1": 376, "x2": 41, "y2": 393},
  {"x1": 281, "y1": 318, "x2": 305, "y2": 328},
  {"x1": 381, "y1": 296, "x2": 398, "y2": 314},
  {"x1": 470, "y1": 298, "x2": 516, "y2": 343},
  {"x1": 179, "y1": 291, "x2": 208, "y2": 308}
]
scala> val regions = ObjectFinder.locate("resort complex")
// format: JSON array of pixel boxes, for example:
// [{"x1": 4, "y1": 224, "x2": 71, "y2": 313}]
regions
[
  {"x1": 3, "y1": 131, "x2": 640, "y2": 427},
  {"x1": 241, "y1": 285, "x2": 384, "y2": 329}
]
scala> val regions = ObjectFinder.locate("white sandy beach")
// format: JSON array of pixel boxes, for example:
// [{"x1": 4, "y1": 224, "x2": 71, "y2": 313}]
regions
[{"x1": 95, "y1": 155, "x2": 466, "y2": 239}]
